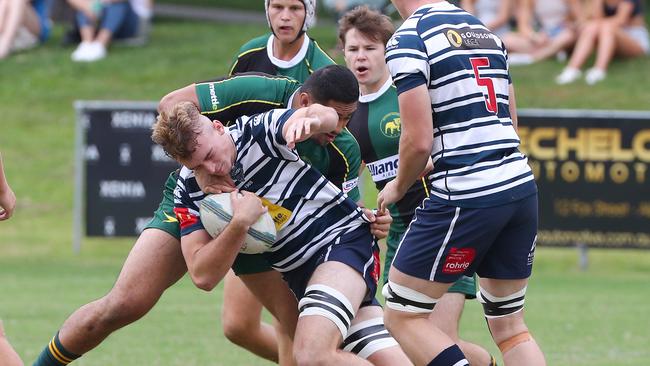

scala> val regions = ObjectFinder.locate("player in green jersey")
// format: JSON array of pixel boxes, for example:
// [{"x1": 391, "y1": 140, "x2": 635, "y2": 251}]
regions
[
  {"x1": 229, "y1": 0, "x2": 334, "y2": 82},
  {"x1": 31, "y1": 66, "x2": 385, "y2": 366},
  {"x1": 340, "y1": 6, "x2": 497, "y2": 366}
]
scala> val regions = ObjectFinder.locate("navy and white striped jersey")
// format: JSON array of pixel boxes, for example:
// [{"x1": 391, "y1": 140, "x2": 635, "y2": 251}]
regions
[
  {"x1": 385, "y1": 1, "x2": 536, "y2": 208},
  {"x1": 174, "y1": 108, "x2": 368, "y2": 272}
]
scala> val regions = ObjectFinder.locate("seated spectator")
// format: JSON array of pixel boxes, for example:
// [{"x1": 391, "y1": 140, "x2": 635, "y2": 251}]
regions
[
  {"x1": 68, "y1": 0, "x2": 152, "y2": 62},
  {"x1": 556, "y1": 0, "x2": 649, "y2": 85},
  {"x1": 461, "y1": 0, "x2": 515, "y2": 38},
  {"x1": 0, "y1": 0, "x2": 52, "y2": 60},
  {"x1": 506, "y1": 0, "x2": 585, "y2": 65}
]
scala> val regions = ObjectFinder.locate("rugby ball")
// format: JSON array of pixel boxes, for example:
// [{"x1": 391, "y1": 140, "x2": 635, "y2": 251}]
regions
[{"x1": 199, "y1": 193, "x2": 276, "y2": 254}]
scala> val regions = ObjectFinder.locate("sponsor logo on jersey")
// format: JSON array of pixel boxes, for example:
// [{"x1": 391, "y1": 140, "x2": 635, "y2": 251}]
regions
[
  {"x1": 260, "y1": 198, "x2": 292, "y2": 230},
  {"x1": 446, "y1": 27, "x2": 498, "y2": 50},
  {"x1": 446, "y1": 29, "x2": 462, "y2": 48},
  {"x1": 442, "y1": 247, "x2": 476, "y2": 274},
  {"x1": 110, "y1": 111, "x2": 156, "y2": 129},
  {"x1": 380, "y1": 113, "x2": 401, "y2": 138},
  {"x1": 99, "y1": 180, "x2": 146, "y2": 199},
  {"x1": 208, "y1": 83, "x2": 219, "y2": 110},
  {"x1": 366, "y1": 155, "x2": 399, "y2": 182},
  {"x1": 342, "y1": 177, "x2": 359, "y2": 193}
]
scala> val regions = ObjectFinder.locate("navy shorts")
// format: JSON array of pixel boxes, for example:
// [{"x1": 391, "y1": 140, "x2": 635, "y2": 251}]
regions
[
  {"x1": 393, "y1": 193, "x2": 538, "y2": 283},
  {"x1": 282, "y1": 225, "x2": 380, "y2": 304}
]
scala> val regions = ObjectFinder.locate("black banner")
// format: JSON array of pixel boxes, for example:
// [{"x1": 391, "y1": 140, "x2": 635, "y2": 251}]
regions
[
  {"x1": 80, "y1": 103, "x2": 179, "y2": 237},
  {"x1": 518, "y1": 110, "x2": 650, "y2": 249}
]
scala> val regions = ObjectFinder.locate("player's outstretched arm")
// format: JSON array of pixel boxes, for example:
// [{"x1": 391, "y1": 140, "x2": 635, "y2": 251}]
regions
[
  {"x1": 180, "y1": 191, "x2": 267, "y2": 291},
  {"x1": 158, "y1": 84, "x2": 200, "y2": 114},
  {"x1": 0, "y1": 153, "x2": 16, "y2": 221},
  {"x1": 283, "y1": 104, "x2": 338, "y2": 149}
]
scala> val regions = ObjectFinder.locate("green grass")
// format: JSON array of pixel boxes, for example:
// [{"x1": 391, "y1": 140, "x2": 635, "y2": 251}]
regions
[{"x1": 1, "y1": 17, "x2": 650, "y2": 366}]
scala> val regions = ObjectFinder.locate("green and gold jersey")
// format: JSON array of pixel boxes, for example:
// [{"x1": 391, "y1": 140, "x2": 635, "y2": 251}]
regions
[
  {"x1": 346, "y1": 78, "x2": 428, "y2": 232},
  {"x1": 195, "y1": 73, "x2": 361, "y2": 200},
  {"x1": 195, "y1": 72, "x2": 300, "y2": 126},
  {"x1": 229, "y1": 33, "x2": 335, "y2": 83}
]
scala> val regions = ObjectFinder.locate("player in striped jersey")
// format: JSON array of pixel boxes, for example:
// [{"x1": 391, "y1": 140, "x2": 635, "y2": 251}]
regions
[
  {"x1": 229, "y1": 0, "x2": 334, "y2": 82},
  {"x1": 340, "y1": 6, "x2": 497, "y2": 366},
  {"x1": 160, "y1": 68, "x2": 387, "y2": 365},
  {"x1": 31, "y1": 68, "x2": 367, "y2": 366},
  {"x1": 378, "y1": 1, "x2": 545, "y2": 366},
  {"x1": 153, "y1": 101, "x2": 401, "y2": 365}
]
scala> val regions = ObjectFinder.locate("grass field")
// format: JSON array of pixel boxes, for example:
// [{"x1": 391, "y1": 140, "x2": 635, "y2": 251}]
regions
[{"x1": 1, "y1": 15, "x2": 649, "y2": 366}]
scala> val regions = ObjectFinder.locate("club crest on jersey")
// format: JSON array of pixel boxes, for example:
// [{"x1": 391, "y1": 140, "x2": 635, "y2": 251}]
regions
[
  {"x1": 230, "y1": 162, "x2": 245, "y2": 182},
  {"x1": 386, "y1": 36, "x2": 400, "y2": 51},
  {"x1": 380, "y1": 112, "x2": 401, "y2": 138}
]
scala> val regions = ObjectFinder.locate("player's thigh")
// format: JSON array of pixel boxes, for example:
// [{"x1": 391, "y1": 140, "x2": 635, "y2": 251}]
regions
[
  {"x1": 222, "y1": 270, "x2": 265, "y2": 326},
  {"x1": 476, "y1": 194, "x2": 538, "y2": 280},
  {"x1": 239, "y1": 270, "x2": 299, "y2": 337},
  {"x1": 110, "y1": 228, "x2": 186, "y2": 303},
  {"x1": 347, "y1": 305, "x2": 409, "y2": 365}
]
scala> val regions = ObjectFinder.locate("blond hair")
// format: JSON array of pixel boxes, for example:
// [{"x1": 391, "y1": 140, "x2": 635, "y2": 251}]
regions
[
  {"x1": 338, "y1": 6, "x2": 395, "y2": 48},
  {"x1": 151, "y1": 101, "x2": 203, "y2": 161}
]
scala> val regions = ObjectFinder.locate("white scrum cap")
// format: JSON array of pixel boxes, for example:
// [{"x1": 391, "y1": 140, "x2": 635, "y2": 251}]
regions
[{"x1": 265, "y1": 0, "x2": 316, "y2": 32}]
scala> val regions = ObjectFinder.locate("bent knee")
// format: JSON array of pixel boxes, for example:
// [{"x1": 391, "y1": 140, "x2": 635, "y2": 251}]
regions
[
  {"x1": 294, "y1": 347, "x2": 334, "y2": 366},
  {"x1": 222, "y1": 318, "x2": 254, "y2": 345},
  {"x1": 486, "y1": 314, "x2": 529, "y2": 344}
]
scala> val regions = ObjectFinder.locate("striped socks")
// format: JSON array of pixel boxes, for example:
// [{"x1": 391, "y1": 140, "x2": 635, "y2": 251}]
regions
[{"x1": 32, "y1": 332, "x2": 80, "y2": 366}]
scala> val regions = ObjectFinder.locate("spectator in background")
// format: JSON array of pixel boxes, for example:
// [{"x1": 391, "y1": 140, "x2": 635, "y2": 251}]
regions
[
  {"x1": 556, "y1": 0, "x2": 649, "y2": 85},
  {"x1": 0, "y1": 321, "x2": 23, "y2": 366},
  {"x1": 0, "y1": 152, "x2": 16, "y2": 221},
  {"x1": 68, "y1": 0, "x2": 152, "y2": 62},
  {"x1": 322, "y1": 0, "x2": 385, "y2": 20},
  {"x1": 0, "y1": 0, "x2": 52, "y2": 59},
  {"x1": 460, "y1": 0, "x2": 514, "y2": 38},
  {"x1": 506, "y1": 0, "x2": 584, "y2": 65}
]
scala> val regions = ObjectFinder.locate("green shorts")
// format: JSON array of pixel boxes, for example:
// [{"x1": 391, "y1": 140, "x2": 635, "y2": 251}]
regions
[
  {"x1": 384, "y1": 228, "x2": 476, "y2": 298},
  {"x1": 144, "y1": 172, "x2": 181, "y2": 239}
]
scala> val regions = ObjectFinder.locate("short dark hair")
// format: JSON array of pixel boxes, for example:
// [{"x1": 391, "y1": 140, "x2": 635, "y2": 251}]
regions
[
  {"x1": 301, "y1": 64, "x2": 359, "y2": 104},
  {"x1": 338, "y1": 6, "x2": 395, "y2": 48}
]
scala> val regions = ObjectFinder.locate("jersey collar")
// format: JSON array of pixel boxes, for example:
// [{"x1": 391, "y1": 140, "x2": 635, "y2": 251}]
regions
[
  {"x1": 267, "y1": 35, "x2": 310, "y2": 69},
  {"x1": 359, "y1": 77, "x2": 393, "y2": 103}
]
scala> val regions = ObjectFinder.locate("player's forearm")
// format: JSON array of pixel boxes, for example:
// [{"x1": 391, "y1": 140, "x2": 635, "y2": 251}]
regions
[
  {"x1": 394, "y1": 85, "x2": 433, "y2": 192},
  {"x1": 395, "y1": 136, "x2": 431, "y2": 192},
  {"x1": 305, "y1": 104, "x2": 338, "y2": 134},
  {"x1": 158, "y1": 84, "x2": 199, "y2": 114},
  {"x1": 186, "y1": 223, "x2": 249, "y2": 291}
]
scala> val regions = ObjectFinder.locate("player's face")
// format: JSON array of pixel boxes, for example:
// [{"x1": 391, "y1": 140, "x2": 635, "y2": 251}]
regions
[
  {"x1": 268, "y1": 0, "x2": 305, "y2": 44},
  {"x1": 343, "y1": 28, "x2": 390, "y2": 95},
  {"x1": 180, "y1": 116, "x2": 235, "y2": 177},
  {"x1": 311, "y1": 100, "x2": 357, "y2": 146}
]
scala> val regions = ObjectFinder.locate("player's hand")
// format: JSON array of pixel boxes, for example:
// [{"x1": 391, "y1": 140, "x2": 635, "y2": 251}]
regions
[
  {"x1": 230, "y1": 191, "x2": 267, "y2": 229},
  {"x1": 285, "y1": 117, "x2": 318, "y2": 149},
  {"x1": 0, "y1": 184, "x2": 16, "y2": 221},
  {"x1": 363, "y1": 208, "x2": 392, "y2": 239},
  {"x1": 377, "y1": 180, "x2": 406, "y2": 213},
  {"x1": 195, "y1": 169, "x2": 236, "y2": 194}
]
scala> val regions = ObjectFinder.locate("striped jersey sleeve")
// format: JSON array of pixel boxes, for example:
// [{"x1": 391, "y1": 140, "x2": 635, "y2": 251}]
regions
[{"x1": 385, "y1": 2, "x2": 536, "y2": 208}]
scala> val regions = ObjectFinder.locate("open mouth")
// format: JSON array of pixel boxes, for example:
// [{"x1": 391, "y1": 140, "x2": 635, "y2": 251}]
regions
[{"x1": 356, "y1": 66, "x2": 369, "y2": 74}]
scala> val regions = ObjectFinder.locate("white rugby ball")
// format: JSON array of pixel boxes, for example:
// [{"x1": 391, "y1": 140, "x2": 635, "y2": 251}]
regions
[{"x1": 199, "y1": 193, "x2": 276, "y2": 254}]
